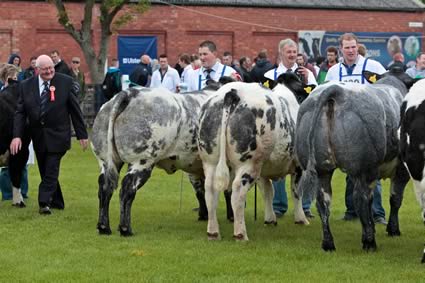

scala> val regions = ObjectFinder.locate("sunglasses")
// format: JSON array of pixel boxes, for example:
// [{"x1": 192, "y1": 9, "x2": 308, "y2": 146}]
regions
[{"x1": 72, "y1": 61, "x2": 80, "y2": 64}]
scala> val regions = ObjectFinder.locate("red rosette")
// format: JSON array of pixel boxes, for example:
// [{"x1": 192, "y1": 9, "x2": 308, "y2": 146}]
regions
[{"x1": 49, "y1": 85, "x2": 56, "y2": 101}]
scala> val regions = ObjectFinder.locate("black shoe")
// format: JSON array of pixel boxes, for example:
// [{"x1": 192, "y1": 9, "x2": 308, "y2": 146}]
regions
[
  {"x1": 39, "y1": 206, "x2": 52, "y2": 215},
  {"x1": 304, "y1": 210, "x2": 314, "y2": 219}
]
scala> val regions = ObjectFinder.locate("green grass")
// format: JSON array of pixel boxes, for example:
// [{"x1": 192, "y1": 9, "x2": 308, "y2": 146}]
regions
[{"x1": 0, "y1": 139, "x2": 424, "y2": 282}]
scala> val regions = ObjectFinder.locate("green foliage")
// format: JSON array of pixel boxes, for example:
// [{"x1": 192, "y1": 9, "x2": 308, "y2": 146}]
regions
[{"x1": 0, "y1": 139, "x2": 424, "y2": 281}]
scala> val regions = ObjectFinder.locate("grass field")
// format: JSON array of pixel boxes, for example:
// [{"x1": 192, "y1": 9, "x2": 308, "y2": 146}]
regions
[{"x1": 0, "y1": 139, "x2": 424, "y2": 282}]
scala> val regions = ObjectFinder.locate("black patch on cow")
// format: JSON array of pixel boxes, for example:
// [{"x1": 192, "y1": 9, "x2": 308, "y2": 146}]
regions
[
  {"x1": 240, "y1": 152, "x2": 253, "y2": 162},
  {"x1": 224, "y1": 89, "x2": 240, "y2": 113},
  {"x1": 229, "y1": 106, "x2": 257, "y2": 156},
  {"x1": 259, "y1": 124, "x2": 266, "y2": 136},
  {"x1": 134, "y1": 144, "x2": 148, "y2": 154},
  {"x1": 241, "y1": 173, "x2": 255, "y2": 186},
  {"x1": 169, "y1": 155, "x2": 177, "y2": 160},
  {"x1": 139, "y1": 159, "x2": 147, "y2": 165},
  {"x1": 199, "y1": 100, "x2": 223, "y2": 154},
  {"x1": 265, "y1": 95, "x2": 273, "y2": 105},
  {"x1": 251, "y1": 108, "x2": 264, "y2": 118},
  {"x1": 266, "y1": 107, "x2": 277, "y2": 130}
]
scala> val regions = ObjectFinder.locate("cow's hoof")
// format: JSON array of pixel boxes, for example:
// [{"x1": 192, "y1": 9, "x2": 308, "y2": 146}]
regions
[
  {"x1": 97, "y1": 224, "x2": 112, "y2": 235},
  {"x1": 12, "y1": 201, "x2": 26, "y2": 208},
  {"x1": 119, "y1": 226, "x2": 133, "y2": 237},
  {"x1": 207, "y1": 232, "x2": 220, "y2": 240},
  {"x1": 322, "y1": 240, "x2": 336, "y2": 251},
  {"x1": 264, "y1": 220, "x2": 277, "y2": 226},
  {"x1": 233, "y1": 234, "x2": 247, "y2": 241},
  {"x1": 386, "y1": 225, "x2": 401, "y2": 237},
  {"x1": 362, "y1": 239, "x2": 377, "y2": 252},
  {"x1": 295, "y1": 219, "x2": 310, "y2": 225},
  {"x1": 198, "y1": 215, "x2": 208, "y2": 221}
]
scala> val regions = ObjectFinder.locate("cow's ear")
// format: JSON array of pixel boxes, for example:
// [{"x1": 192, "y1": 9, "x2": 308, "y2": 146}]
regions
[
  {"x1": 304, "y1": 84, "x2": 316, "y2": 95},
  {"x1": 363, "y1": 70, "x2": 383, "y2": 84},
  {"x1": 263, "y1": 79, "x2": 277, "y2": 89}
]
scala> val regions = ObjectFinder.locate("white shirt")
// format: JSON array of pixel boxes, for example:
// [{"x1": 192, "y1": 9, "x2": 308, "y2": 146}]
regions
[
  {"x1": 180, "y1": 65, "x2": 193, "y2": 83},
  {"x1": 186, "y1": 62, "x2": 237, "y2": 91},
  {"x1": 38, "y1": 76, "x2": 50, "y2": 96},
  {"x1": 264, "y1": 63, "x2": 317, "y2": 85},
  {"x1": 325, "y1": 55, "x2": 386, "y2": 84},
  {"x1": 150, "y1": 66, "x2": 180, "y2": 92}
]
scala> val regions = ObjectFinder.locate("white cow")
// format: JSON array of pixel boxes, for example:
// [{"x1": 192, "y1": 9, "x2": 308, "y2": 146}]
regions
[{"x1": 198, "y1": 79, "x2": 309, "y2": 241}]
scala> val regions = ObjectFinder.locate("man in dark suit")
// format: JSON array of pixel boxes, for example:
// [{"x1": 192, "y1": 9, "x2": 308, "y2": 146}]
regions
[{"x1": 10, "y1": 54, "x2": 88, "y2": 215}]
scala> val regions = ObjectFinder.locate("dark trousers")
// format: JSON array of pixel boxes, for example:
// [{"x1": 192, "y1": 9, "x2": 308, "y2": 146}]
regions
[{"x1": 35, "y1": 151, "x2": 65, "y2": 208}]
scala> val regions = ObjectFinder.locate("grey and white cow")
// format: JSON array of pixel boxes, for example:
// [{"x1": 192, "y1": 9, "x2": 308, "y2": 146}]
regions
[
  {"x1": 198, "y1": 81, "x2": 309, "y2": 241},
  {"x1": 91, "y1": 86, "x2": 228, "y2": 236},
  {"x1": 399, "y1": 78, "x2": 425, "y2": 262},
  {"x1": 296, "y1": 70, "x2": 415, "y2": 251}
]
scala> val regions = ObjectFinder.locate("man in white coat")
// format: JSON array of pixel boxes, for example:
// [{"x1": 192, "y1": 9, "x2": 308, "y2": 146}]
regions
[{"x1": 150, "y1": 54, "x2": 180, "y2": 93}]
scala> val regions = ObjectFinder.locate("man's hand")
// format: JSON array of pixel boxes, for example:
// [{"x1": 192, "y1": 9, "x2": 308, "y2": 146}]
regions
[
  {"x1": 297, "y1": 66, "x2": 309, "y2": 84},
  {"x1": 79, "y1": 139, "x2": 89, "y2": 151},
  {"x1": 10, "y1": 138, "x2": 22, "y2": 155}
]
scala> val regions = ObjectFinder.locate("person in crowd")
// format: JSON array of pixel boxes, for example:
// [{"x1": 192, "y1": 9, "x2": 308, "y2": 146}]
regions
[
  {"x1": 150, "y1": 54, "x2": 180, "y2": 93},
  {"x1": 264, "y1": 38, "x2": 317, "y2": 218},
  {"x1": 357, "y1": 43, "x2": 367, "y2": 57},
  {"x1": 239, "y1": 56, "x2": 253, "y2": 82},
  {"x1": 70, "y1": 56, "x2": 85, "y2": 103},
  {"x1": 8, "y1": 53, "x2": 24, "y2": 81},
  {"x1": 50, "y1": 50, "x2": 72, "y2": 76},
  {"x1": 325, "y1": 32, "x2": 387, "y2": 224},
  {"x1": 102, "y1": 58, "x2": 122, "y2": 100},
  {"x1": 10, "y1": 54, "x2": 88, "y2": 215},
  {"x1": 186, "y1": 40, "x2": 238, "y2": 91},
  {"x1": 296, "y1": 53, "x2": 317, "y2": 78},
  {"x1": 317, "y1": 46, "x2": 338, "y2": 84},
  {"x1": 250, "y1": 49, "x2": 274, "y2": 84},
  {"x1": 0, "y1": 64, "x2": 32, "y2": 205},
  {"x1": 190, "y1": 54, "x2": 202, "y2": 70},
  {"x1": 406, "y1": 52, "x2": 425, "y2": 79},
  {"x1": 178, "y1": 53, "x2": 193, "y2": 93},
  {"x1": 387, "y1": 52, "x2": 406, "y2": 71},
  {"x1": 222, "y1": 51, "x2": 244, "y2": 81},
  {"x1": 129, "y1": 54, "x2": 152, "y2": 87},
  {"x1": 23, "y1": 56, "x2": 38, "y2": 80}
]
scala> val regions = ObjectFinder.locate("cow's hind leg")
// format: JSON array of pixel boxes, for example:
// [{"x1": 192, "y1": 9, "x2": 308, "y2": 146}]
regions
[
  {"x1": 97, "y1": 161, "x2": 122, "y2": 235},
  {"x1": 387, "y1": 163, "x2": 409, "y2": 236},
  {"x1": 353, "y1": 175, "x2": 376, "y2": 251},
  {"x1": 119, "y1": 163, "x2": 153, "y2": 236},
  {"x1": 231, "y1": 170, "x2": 257, "y2": 241},
  {"x1": 257, "y1": 178, "x2": 276, "y2": 225},
  {"x1": 292, "y1": 169, "x2": 309, "y2": 225},
  {"x1": 204, "y1": 164, "x2": 221, "y2": 240},
  {"x1": 315, "y1": 172, "x2": 335, "y2": 251},
  {"x1": 188, "y1": 174, "x2": 208, "y2": 221}
]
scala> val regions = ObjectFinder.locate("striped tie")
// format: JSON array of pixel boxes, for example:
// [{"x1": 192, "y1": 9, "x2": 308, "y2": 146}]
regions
[{"x1": 40, "y1": 81, "x2": 49, "y2": 118}]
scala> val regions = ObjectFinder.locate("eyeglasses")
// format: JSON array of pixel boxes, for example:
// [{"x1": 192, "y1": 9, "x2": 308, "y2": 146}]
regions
[
  {"x1": 72, "y1": 61, "x2": 80, "y2": 64},
  {"x1": 38, "y1": 66, "x2": 54, "y2": 72}
]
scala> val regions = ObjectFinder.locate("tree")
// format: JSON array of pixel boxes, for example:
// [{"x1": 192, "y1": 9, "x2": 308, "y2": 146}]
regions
[{"x1": 50, "y1": 0, "x2": 149, "y2": 84}]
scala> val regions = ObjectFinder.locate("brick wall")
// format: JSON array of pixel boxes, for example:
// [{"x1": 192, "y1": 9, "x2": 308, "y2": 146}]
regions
[{"x1": 0, "y1": 1, "x2": 423, "y2": 82}]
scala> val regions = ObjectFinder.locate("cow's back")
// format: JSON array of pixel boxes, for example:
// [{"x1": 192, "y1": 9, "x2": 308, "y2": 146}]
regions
[{"x1": 296, "y1": 83, "x2": 388, "y2": 175}]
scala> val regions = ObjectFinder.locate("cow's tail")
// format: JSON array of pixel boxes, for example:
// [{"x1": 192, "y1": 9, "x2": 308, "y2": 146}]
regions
[
  {"x1": 105, "y1": 91, "x2": 130, "y2": 189},
  {"x1": 299, "y1": 85, "x2": 339, "y2": 199},
  {"x1": 214, "y1": 89, "x2": 240, "y2": 192}
]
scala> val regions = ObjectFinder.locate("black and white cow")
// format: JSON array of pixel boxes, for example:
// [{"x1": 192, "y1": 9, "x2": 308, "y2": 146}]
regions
[
  {"x1": 399, "y1": 78, "x2": 425, "y2": 262},
  {"x1": 198, "y1": 79, "x2": 310, "y2": 241},
  {"x1": 91, "y1": 85, "x2": 234, "y2": 236},
  {"x1": 295, "y1": 70, "x2": 415, "y2": 251}
]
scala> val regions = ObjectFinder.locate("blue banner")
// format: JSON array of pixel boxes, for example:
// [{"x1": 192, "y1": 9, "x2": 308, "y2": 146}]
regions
[
  {"x1": 298, "y1": 31, "x2": 422, "y2": 68},
  {"x1": 117, "y1": 36, "x2": 157, "y2": 74}
]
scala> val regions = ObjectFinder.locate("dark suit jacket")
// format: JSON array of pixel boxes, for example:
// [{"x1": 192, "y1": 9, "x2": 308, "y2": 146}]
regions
[{"x1": 13, "y1": 73, "x2": 88, "y2": 153}]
